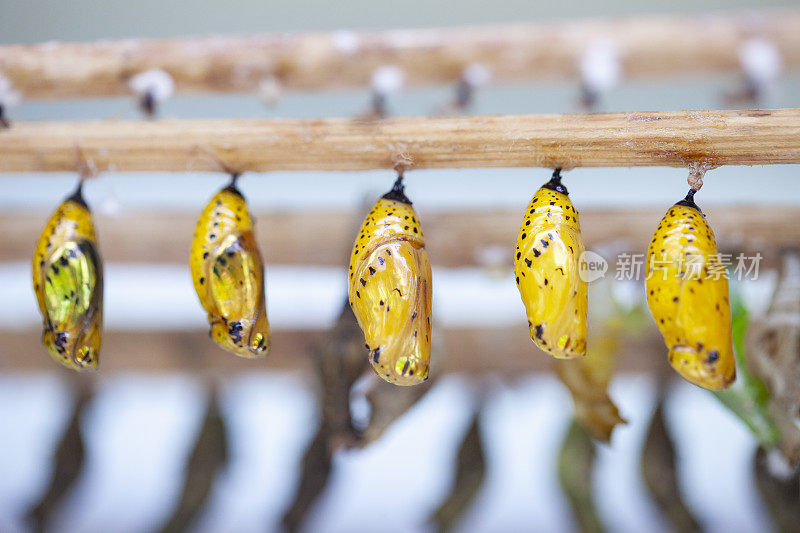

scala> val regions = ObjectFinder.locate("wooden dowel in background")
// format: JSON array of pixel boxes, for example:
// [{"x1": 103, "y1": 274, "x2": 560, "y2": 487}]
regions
[
  {"x1": 1, "y1": 10, "x2": 800, "y2": 100},
  {"x1": 1, "y1": 206, "x2": 797, "y2": 266},
  {"x1": 0, "y1": 327, "x2": 665, "y2": 375}
]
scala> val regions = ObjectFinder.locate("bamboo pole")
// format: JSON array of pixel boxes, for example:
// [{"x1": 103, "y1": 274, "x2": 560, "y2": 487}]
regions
[
  {"x1": 2, "y1": 10, "x2": 800, "y2": 100},
  {"x1": 1, "y1": 110, "x2": 799, "y2": 172}
]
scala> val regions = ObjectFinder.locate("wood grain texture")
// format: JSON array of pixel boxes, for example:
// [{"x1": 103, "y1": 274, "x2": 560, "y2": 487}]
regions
[
  {"x1": 1, "y1": 206, "x2": 796, "y2": 266},
  {"x1": 1, "y1": 10, "x2": 799, "y2": 100},
  {"x1": 1, "y1": 110, "x2": 799, "y2": 172}
]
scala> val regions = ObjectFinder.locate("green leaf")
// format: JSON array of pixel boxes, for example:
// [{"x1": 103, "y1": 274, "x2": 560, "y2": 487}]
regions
[{"x1": 711, "y1": 282, "x2": 780, "y2": 448}]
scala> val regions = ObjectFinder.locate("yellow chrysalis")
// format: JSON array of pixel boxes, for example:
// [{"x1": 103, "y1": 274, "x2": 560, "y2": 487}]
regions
[
  {"x1": 32, "y1": 182, "x2": 103, "y2": 370},
  {"x1": 348, "y1": 175, "x2": 432, "y2": 386},
  {"x1": 515, "y1": 169, "x2": 587, "y2": 359},
  {"x1": 190, "y1": 175, "x2": 271, "y2": 358},
  {"x1": 645, "y1": 189, "x2": 735, "y2": 390}
]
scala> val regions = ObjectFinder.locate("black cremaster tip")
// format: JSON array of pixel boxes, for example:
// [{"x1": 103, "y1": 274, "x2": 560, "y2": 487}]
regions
[
  {"x1": 223, "y1": 173, "x2": 244, "y2": 197},
  {"x1": 675, "y1": 188, "x2": 703, "y2": 213},
  {"x1": 382, "y1": 174, "x2": 412, "y2": 204},
  {"x1": 66, "y1": 180, "x2": 88, "y2": 208},
  {"x1": 541, "y1": 168, "x2": 568, "y2": 195}
]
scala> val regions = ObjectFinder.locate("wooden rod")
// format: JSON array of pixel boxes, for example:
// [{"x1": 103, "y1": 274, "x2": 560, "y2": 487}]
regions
[
  {"x1": 1, "y1": 110, "x2": 799, "y2": 172},
  {"x1": 1, "y1": 206, "x2": 796, "y2": 266},
  {"x1": 2, "y1": 10, "x2": 800, "y2": 100}
]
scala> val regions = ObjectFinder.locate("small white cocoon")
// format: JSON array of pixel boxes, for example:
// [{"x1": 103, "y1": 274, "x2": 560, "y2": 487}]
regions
[
  {"x1": 0, "y1": 73, "x2": 22, "y2": 108},
  {"x1": 739, "y1": 37, "x2": 782, "y2": 88},
  {"x1": 128, "y1": 68, "x2": 175, "y2": 102},
  {"x1": 371, "y1": 65, "x2": 405, "y2": 95},
  {"x1": 462, "y1": 63, "x2": 491, "y2": 87},
  {"x1": 258, "y1": 76, "x2": 282, "y2": 106},
  {"x1": 579, "y1": 39, "x2": 622, "y2": 94},
  {"x1": 332, "y1": 30, "x2": 361, "y2": 55}
]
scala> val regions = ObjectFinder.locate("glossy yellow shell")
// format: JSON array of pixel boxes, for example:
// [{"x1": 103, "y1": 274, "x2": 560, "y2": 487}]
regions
[
  {"x1": 348, "y1": 179, "x2": 432, "y2": 386},
  {"x1": 32, "y1": 185, "x2": 103, "y2": 370},
  {"x1": 190, "y1": 182, "x2": 270, "y2": 358},
  {"x1": 514, "y1": 174, "x2": 587, "y2": 359},
  {"x1": 646, "y1": 192, "x2": 735, "y2": 390}
]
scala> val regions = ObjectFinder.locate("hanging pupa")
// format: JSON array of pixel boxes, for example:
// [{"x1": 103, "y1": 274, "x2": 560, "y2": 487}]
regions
[
  {"x1": 515, "y1": 169, "x2": 587, "y2": 359},
  {"x1": 646, "y1": 188, "x2": 735, "y2": 390},
  {"x1": 32, "y1": 181, "x2": 103, "y2": 370},
  {"x1": 190, "y1": 174, "x2": 271, "y2": 357},
  {"x1": 348, "y1": 173, "x2": 432, "y2": 386}
]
